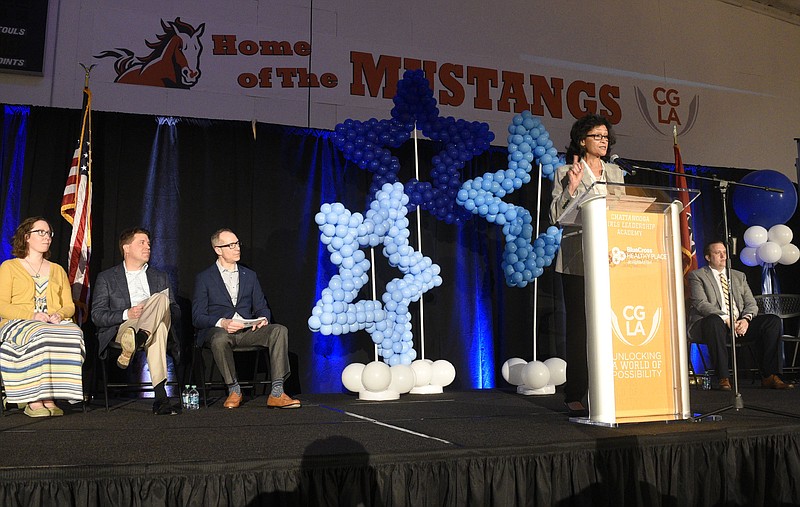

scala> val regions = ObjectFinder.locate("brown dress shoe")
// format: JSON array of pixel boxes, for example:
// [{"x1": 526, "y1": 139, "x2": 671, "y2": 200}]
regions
[
  {"x1": 762, "y1": 374, "x2": 794, "y2": 390},
  {"x1": 223, "y1": 391, "x2": 242, "y2": 408},
  {"x1": 267, "y1": 393, "x2": 301, "y2": 409},
  {"x1": 718, "y1": 378, "x2": 732, "y2": 391}
]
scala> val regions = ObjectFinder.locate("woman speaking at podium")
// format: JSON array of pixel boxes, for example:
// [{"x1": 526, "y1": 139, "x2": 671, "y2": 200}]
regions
[{"x1": 549, "y1": 114, "x2": 624, "y2": 417}]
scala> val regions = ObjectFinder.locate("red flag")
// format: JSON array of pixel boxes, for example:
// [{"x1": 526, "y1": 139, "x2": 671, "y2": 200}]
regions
[
  {"x1": 674, "y1": 141, "x2": 697, "y2": 275},
  {"x1": 61, "y1": 87, "x2": 93, "y2": 323}
]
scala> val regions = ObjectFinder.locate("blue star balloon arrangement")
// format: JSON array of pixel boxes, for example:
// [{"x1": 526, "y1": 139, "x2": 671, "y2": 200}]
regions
[
  {"x1": 308, "y1": 69, "x2": 564, "y2": 365},
  {"x1": 456, "y1": 109, "x2": 563, "y2": 287}
]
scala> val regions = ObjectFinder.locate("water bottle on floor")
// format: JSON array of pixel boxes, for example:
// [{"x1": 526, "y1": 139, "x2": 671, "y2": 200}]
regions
[
  {"x1": 189, "y1": 385, "x2": 200, "y2": 410},
  {"x1": 181, "y1": 385, "x2": 191, "y2": 410}
]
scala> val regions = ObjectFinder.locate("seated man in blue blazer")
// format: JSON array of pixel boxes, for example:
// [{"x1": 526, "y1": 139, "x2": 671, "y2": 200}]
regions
[
  {"x1": 92, "y1": 227, "x2": 182, "y2": 415},
  {"x1": 687, "y1": 239, "x2": 792, "y2": 391},
  {"x1": 192, "y1": 228, "x2": 300, "y2": 409}
]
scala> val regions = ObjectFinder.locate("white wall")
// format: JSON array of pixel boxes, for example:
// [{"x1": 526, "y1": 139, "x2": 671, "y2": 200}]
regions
[{"x1": 2, "y1": 0, "x2": 799, "y2": 178}]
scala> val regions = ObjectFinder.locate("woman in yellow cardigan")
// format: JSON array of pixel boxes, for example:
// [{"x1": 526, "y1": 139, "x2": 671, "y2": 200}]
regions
[{"x1": 0, "y1": 217, "x2": 85, "y2": 417}]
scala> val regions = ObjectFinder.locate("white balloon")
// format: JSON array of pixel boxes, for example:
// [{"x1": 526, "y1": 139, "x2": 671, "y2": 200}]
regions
[
  {"x1": 739, "y1": 247, "x2": 759, "y2": 267},
  {"x1": 743, "y1": 226, "x2": 769, "y2": 248},
  {"x1": 388, "y1": 364, "x2": 416, "y2": 394},
  {"x1": 757, "y1": 241, "x2": 782, "y2": 264},
  {"x1": 341, "y1": 363, "x2": 366, "y2": 393},
  {"x1": 430, "y1": 359, "x2": 456, "y2": 387},
  {"x1": 779, "y1": 243, "x2": 800, "y2": 265},
  {"x1": 410, "y1": 360, "x2": 432, "y2": 387},
  {"x1": 508, "y1": 363, "x2": 527, "y2": 386},
  {"x1": 544, "y1": 357, "x2": 567, "y2": 386},
  {"x1": 501, "y1": 357, "x2": 527, "y2": 384},
  {"x1": 361, "y1": 361, "x2": 392, "y2": 392},
  {"x1": 768, "y1": 224, "x2": 793, "y2": 246},
  {"x1": 522, "y1": 361, "x2": 550, "y2": 389}
]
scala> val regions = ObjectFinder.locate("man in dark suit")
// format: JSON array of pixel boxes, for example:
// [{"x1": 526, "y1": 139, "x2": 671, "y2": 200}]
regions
[
  {"x1": 192, "y1": 228, "x2": 299, "y2": 409},
  {"x1": 92, "y1": 227, "x2": 182, "y2": 415},
  {"x1": 687, "y1": 239, "x2": 792, "y2": 390}
]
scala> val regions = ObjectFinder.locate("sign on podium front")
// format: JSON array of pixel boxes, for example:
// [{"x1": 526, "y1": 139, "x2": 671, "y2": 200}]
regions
[{"x1": 557, "y1": 182, "x2": 700, "y2": 426}]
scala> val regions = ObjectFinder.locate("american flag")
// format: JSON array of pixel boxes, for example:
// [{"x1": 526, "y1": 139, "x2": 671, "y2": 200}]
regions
[
  {"x1": 674, "y1": 138, "x2": 697, "y2": 275},
  {"x1": 61, "y1": 86, "x2": 93, "y2": 322}
]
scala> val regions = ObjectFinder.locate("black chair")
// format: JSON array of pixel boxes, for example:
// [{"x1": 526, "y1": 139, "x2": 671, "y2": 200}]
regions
[
  {"x1": 190, "y1": 341, "x2": 272, "y2": 407},
  {"x1": 755, "y1": 293, "x2": 800, "y2": 374},
  {"x1": 0, "y1": 372, "x2": 5, "y2": 416},
  {"x1": 99, "y1": 341, "x2": 179, "y2": 411},
  {"x1": 688, "y1": 324, "x2": 759, "y2": 383},
  {"x1": 727, "y1": 340, "x2": 761, "y2": 384},
  {"x1": 688, "y1": 341, "x2": 714, "y2": 387}
]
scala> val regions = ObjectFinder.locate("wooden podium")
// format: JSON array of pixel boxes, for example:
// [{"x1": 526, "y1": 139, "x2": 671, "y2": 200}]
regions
[{"x1": 557, "y1": 182, "x2": 700, "y2": 426}]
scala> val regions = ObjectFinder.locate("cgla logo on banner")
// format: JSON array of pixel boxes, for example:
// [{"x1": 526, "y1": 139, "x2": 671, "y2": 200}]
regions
[
  {"x1": 95, "y1": 18, "x2": 205, "y2": 89},
  {"x1": 611, "y1": 305, "x2": 661, "y2": 347},
  {"x1": 634, "y1": 86, "x2": 699, "y2": 137}
]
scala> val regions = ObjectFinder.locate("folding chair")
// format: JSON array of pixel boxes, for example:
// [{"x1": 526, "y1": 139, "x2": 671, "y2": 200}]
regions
[{"x1": 190, "y1": 341, "x2": 272, "y2": 407}]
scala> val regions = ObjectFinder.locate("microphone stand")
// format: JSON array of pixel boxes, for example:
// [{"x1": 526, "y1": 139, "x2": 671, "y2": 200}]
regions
[{"x1": 617, "y1": 159, "x2": 799, "y2": 421}]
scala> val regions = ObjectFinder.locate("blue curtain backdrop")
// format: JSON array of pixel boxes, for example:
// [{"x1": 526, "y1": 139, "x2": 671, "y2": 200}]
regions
[
  {"x1": 0, "y1": 105, "x2": 29, "y2": 260},
  {"x1": 290, "y1": 128, "x2": 362, "y2": 392},
  {"x1": 1, "y1": 104, "x2": 798, "y2": 394},
  {"x1": 142, "y1": 116, "x2": 181, "y2": 291}
]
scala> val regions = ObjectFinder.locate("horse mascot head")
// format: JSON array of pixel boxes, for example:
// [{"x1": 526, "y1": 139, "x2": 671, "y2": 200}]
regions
[{"x1": 96, "y1": 17, "x2": 205, "y2": 89}]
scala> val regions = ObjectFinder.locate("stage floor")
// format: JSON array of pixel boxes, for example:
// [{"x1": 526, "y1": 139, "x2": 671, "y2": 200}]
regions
[{"x1": 2, "y1": 383, "x2": 800, "y2": 506}]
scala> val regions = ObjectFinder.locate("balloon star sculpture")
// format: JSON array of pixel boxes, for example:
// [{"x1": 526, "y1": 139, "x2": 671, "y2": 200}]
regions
[
  {"x1": 309, "y1": 69, "x2": 565, "y2": 371},
  {"x1": 309, "y1": 182, "x2": 441, "y2": 365},
  {"x1": 456, "y1": 110, "x2": 563, "y2": 287}
]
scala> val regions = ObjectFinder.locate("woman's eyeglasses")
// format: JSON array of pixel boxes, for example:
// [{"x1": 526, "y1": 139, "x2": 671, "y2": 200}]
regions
[
  {"x1": 585, "y1": 134, "x2": 609, "y2": 141},
  {"x1": 29, "y1": 229, "x2": 54, "y2": 238}
]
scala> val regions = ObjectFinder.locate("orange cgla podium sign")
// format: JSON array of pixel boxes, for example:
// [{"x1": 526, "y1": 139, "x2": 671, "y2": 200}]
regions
[
  {"x1": 607, "y1": 210, "x2": 675, "y2": 418},
  {"x1": 557, "y1": 182, "x2": 695, "y2": 425}
]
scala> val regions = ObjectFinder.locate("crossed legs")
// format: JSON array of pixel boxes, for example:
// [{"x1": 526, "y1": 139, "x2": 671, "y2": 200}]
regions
[{"x1": 115, "y1": 292, "x2": 171, "y2": 386}]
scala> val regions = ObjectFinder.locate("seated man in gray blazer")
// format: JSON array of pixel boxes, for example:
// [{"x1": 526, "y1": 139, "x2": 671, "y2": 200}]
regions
[
  {"x1": 687, "y1": 239, "x2": 792, "y2": 391},
  {"x1": 192, "y1": 228, "x2": 299, "y2": 410},
  {"x1": 92, "y1": 227, "x2": 182, "y2": 415}
]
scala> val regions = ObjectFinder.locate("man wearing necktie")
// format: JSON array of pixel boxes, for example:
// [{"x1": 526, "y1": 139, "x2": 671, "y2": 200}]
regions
[{"x1": 687, "y1": 240, "x2": 792, "y2": 390}]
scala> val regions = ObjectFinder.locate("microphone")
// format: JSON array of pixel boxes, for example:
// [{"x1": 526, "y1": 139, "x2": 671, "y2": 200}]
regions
[{"x1": 609, "y1": 154, "x2": 637, "y2": 176}]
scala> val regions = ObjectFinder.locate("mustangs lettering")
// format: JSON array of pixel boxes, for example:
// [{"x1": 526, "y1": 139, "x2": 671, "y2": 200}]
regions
[{"x1": 96, "y1": 17, "x2": 205, "y2": 89}]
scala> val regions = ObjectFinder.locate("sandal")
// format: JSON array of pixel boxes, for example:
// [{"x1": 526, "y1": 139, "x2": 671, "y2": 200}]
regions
[
  {"x1": 24, "y1": 404, "x2": 51, "y2": 418},
  {"x1": 44, "y1": 403, "x2": 64, "y2": 416}
]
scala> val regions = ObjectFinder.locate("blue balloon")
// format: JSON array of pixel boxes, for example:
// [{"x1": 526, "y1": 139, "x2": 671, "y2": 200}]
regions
[{"x1": 732, "y1": 170, "x2": 798, "y2": 228}]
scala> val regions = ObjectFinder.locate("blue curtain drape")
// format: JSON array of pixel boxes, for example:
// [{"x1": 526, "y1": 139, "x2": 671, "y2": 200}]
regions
[
  {"x1": 142, "y1": 116, "x2": 181, "y2": 292},
  {"x1": 0, "y1": 105, "x2": 29, "y2": 260},
  {"x1": 290, "y1": 128, "x2": 363, "y2": 392}
]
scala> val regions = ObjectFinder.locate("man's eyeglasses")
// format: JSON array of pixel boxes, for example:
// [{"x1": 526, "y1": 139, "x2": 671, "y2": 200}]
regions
[
  {"x1": 29, "y1": 229, "x2": 54, "y2": 238},
  {"x1": 215, "y1": 241, "x2": 241, "y2": 250},
  {"x1": 585, "y1": 134, "x2": 609, "y2": 141}
]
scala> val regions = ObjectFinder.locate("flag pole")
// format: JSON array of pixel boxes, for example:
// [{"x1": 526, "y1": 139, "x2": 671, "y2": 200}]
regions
[
  {"x1": 80, "y1": 63, "x2": 95, "y2": 89},
  {"x1": 61, "y1": 63, "x2": 96, "y2": 325}
]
